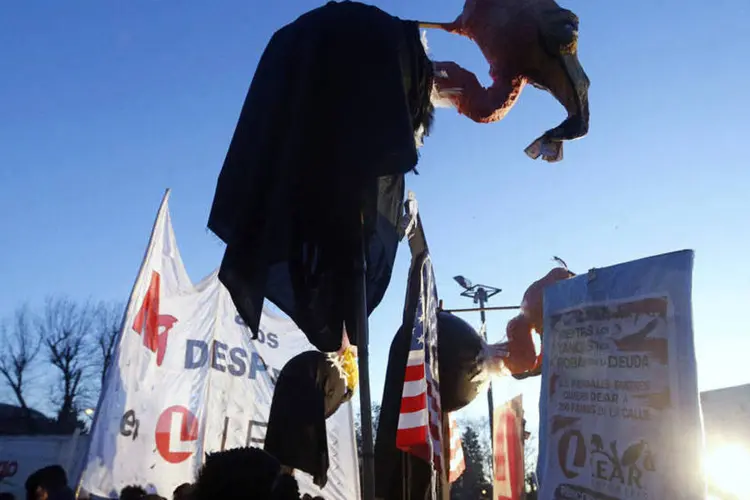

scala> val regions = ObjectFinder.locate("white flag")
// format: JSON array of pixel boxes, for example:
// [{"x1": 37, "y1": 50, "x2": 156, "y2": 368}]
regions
[{"x1": 79, "y1": 190, "x2": 360, "y2": 499}]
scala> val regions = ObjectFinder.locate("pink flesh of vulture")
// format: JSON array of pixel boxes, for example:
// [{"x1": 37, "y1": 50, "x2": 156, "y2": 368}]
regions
[
  {"x1": 499, "y1": 259, "x2": 575, "y2": 377},
  {"x1": 421, "y1": 0, "x2": 590, "y2": 161}
]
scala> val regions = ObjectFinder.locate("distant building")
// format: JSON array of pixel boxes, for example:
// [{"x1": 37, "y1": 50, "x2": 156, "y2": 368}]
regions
[
  {"x1": 700, "y1": 383, "x2": 750, "y2": 499},
  {"x1": 700, "y1": 383, "x2": 750, "y2": 444},
  {"x1": 0, "y1": 403, "x2": 70, "y2": 435}
]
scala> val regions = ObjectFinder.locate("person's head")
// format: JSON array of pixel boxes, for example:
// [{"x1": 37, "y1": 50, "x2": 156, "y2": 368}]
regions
[
  {"x1": 45, "y1": 488, "x2": 74, "y2": 500},
  {"x1": 25, "y1": 469, "x2": 41, "y2": 500},
  {"x1": 270, "y1": 475, "x2": 300, "y2": 500},
  {"x1": 143, "y1": 495, "x2": 166, "y2": 500},
  {"x1": 194, "y1": 447, "x2": 299, "y2": 500},
  {"x1": 25, "y1": 466, "x2": 68, "y2": 500},
  {"x1": 172, "y1": 483, "x2": 194, "y2": 500},
  {"x1": 120, "y1": 485, "x2": 147, "y2": 500}
]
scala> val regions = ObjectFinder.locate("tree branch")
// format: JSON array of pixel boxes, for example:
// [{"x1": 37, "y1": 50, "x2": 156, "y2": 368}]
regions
[
  {"x1": 0, "y1": 305, "x2": 41, "y2": 411},
  {"x1": 38, "y1": 296, "x2": 95, "y2": 429},
  {"x1": 93, "y1": 301, "x2": 125, "y2": 387}
]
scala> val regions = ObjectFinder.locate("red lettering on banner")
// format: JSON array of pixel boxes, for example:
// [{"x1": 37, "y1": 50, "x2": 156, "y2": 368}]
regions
[
  {"x1": 155, "y1": 405, "x2": 199, "y2": 464},
  {"x1": 132, "y1": 271, "x2": 179, "y2": 366}
]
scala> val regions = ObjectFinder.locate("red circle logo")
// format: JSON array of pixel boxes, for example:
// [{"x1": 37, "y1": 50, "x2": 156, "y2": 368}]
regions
[{"x1": 155, "y1": 405, "x2": 200, "y2": 463}]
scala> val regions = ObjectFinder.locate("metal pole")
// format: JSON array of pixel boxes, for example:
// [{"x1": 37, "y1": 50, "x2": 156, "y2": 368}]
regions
[
  {"x1": 441, "y1": 305, "x2": 520, "y2": 314},
  {"x1": 478, "y1": 291, "x2": 495, "y2": 449},
  {"x1": 356, "y1": 213, "x2": 376, "y2": 500},
  {"x1": 477, "y1": 288, "x2": 495, "y2": 500}
]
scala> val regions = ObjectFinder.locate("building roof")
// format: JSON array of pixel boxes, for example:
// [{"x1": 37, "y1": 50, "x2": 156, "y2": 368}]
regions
[{"x1": 0, "y1": 403, "x2": 67, "y2": 435}]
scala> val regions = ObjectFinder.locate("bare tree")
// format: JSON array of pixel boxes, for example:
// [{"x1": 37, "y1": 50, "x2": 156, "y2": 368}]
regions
[
  {"x1": 93, "y1": 301, "x2": 125, "y2": 387},
  {"x1": 524, "y1": 432, "x2": 538, "y2": 474},
  {"x1": 38, "y1": 297, "x2": 95, "y2": 430},
  {"x1": 0, "y1": 305, "x2": 41, "y2": 411}
]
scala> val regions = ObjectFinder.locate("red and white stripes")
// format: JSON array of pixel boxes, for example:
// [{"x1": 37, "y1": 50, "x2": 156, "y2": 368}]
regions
[{"x1": 448, "y1": 414, "x2": 466, "y2": 483}]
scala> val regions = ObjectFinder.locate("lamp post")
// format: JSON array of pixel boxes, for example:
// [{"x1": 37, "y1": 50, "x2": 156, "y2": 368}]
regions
[{"x1": 452, "y1": 276, "x2": 501, "y2": 447}]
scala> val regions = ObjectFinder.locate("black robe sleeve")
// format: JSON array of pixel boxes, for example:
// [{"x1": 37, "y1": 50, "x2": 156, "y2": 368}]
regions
[
  {"x1": 264, "y1": 350, "x2": 353, "y2": 488},
  {"x1": 208, "y1": 1, "x2": 434, "y2": 353}
]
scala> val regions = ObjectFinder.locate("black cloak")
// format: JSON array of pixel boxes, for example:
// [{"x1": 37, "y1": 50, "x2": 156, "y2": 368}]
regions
[
  {"x1": 264, "y1": 350, "x2": 353, "y2": 488},
  {"x1": 208, "y1": 1, "x2": 434, "y2": 353}
]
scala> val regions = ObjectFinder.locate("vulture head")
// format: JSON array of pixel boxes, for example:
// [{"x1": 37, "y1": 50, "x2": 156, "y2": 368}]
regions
[{"x1": 422, "y1": 0, "x2": 590, "y2": 162}]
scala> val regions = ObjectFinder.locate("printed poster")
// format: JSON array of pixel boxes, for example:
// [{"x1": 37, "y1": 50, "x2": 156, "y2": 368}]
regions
[{"x1": 537, "y1": 250, "x2": 704, "y2": 500}]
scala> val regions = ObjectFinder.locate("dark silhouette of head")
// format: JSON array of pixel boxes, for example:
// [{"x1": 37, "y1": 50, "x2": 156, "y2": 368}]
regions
[
  {"x1": 120, "y1": 485, "x2": 147, "y2": 500},
  {"x1": 0, "y1": 492, "x2": 16, "y2": 500},
  {"x1": 194, "y1": 447, "x2": 301, "y2": 500},
  {"x1": 172, "y1": 483, "x2": 194, "y2": 500},
  {"x1": 25, "y1": 465, "x2": 69, "y2": 500}
]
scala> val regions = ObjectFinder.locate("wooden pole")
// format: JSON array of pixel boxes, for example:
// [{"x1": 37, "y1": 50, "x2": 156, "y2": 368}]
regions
[
  {"x1": 418, "y1": 22, "x2": 448, "y2": 30},
  {"x1": 220, "y1": 417, "x2": 229, "y2": 451}
]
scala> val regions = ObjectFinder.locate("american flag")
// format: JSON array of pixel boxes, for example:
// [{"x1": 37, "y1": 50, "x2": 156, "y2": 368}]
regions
[
  {"x1": 395, "y1": 254, "x2": 446, "y2": 486},
  {"x1": 448, "y1": 413, "x2": 466, "y2": 483}
]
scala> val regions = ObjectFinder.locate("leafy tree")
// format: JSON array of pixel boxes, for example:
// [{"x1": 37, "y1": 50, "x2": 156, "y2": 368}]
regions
[
  {"x1": 451, "y1": 423, "x2": 491, "y2": 499},
  {"x1": 355, "y1": 404, "x2": 381, "y2": 459}
]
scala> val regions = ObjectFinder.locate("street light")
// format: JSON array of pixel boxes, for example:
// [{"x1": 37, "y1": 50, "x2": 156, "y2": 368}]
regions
[
  {"x1": 452, "y1": 276, "x2": 501, "y2": 325},
  {"x1": 453, "y1": 275, "x2": 473, "y2": 290},
  {"x1": 83, "y1": 408, "x2": 95, "y2": 419}
]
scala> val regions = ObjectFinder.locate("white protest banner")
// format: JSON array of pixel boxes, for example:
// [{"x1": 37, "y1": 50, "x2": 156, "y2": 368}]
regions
[
  {"x1": 537, "y1": 250, "x2": 705, "y2": 500},
  {"x1": 79, "y1": 190, "x2": 359, "y2": 499}
]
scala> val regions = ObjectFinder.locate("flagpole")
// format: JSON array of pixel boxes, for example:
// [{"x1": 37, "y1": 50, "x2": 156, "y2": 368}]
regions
[
  {"x1": 356, "y1": 211, "x2": 376, "y2": 500},
  {"x1": 74, "y1": 188, "x2": 172, "y2": 491},
  {"x1": 402, "y1": 193, "x2": 450, "y2": 499}
]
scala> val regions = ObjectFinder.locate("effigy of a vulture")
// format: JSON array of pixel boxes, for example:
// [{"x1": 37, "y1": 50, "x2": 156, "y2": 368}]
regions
[
  {"x1": 420, "y1": 0, "x2": 590, "y2": 161},
  {"x1": 502, "y1": 257, "x2": 576, "y2": 378}
]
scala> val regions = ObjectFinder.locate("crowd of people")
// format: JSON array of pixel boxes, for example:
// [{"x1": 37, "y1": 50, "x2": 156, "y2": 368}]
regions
[{"x1": 1, "y1": 447, "x2": 329, "y2": 500}]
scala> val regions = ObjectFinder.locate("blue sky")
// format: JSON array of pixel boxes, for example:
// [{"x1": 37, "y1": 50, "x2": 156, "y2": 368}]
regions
[{"x1": 1, "y1": 0, "x2": 749, "y2": 431}]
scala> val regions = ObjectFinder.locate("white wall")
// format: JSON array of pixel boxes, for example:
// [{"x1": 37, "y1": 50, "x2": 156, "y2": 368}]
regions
[
  {"x1": 701, "y1": 383, "x2": 750, "y2": 444},
  {"x1": 0, "y1": 433, "x2": 90, "y2": 499}
]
